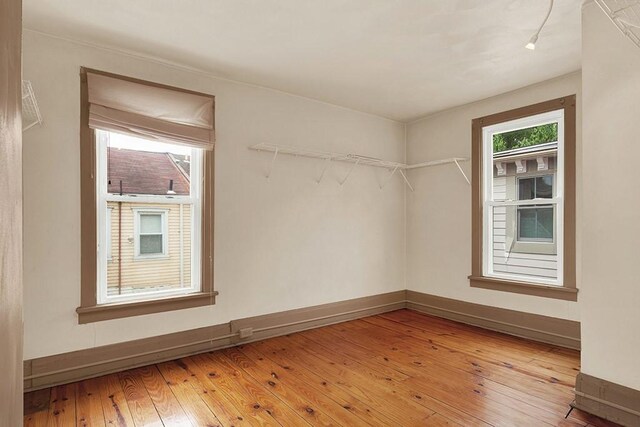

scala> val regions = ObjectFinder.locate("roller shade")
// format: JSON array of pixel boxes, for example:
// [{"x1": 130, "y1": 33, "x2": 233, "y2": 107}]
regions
[{"x1": 86, "y1": 70, "x2": 215, "y2": 149}]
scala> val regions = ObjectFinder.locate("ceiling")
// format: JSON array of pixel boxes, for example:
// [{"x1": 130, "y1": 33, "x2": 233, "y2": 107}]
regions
[{"x1": 23, "y1": 0, "x2": 582, "y2": 122}]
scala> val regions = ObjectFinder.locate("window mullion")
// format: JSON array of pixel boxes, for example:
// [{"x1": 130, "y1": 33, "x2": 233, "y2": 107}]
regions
[
  {"x1": 105, "y1": 195, "x2": 195, "y2": 205},
  {"x1": 488, "y1": 198, "x2": 560, "y2": 207}
]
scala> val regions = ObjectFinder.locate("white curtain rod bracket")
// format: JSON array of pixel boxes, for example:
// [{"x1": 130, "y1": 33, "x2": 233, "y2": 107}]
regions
[
  {"x1": 265, "y1": 147, "x2": 279, "y2": 179},
  {"x1": 453, "y1": 159, "x2": 471, "y2": 185},
  {"x1": 398, "y1": 169, "x2": 415, "y2": 192},
  {"x1": 317, "y1": 158, "x2": 331, "y2": 184},
  {"x1": 340, "y1": 158, "x2": 360, "y2": 186},
  {"x1": 380, "y1": 165, "x2": 399, "y2": 189}
]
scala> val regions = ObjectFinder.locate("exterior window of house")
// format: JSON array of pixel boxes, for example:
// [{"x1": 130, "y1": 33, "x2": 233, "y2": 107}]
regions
[
  {"x1": 470, "y1": 96, "x2": 576, "y2": 301},
  {"x1": 78, "y1": 68, "x2": 216, "y2": 323},
  {"x1": 135, "y1": 210, "x2": 169, "y2": 257},
  {"x1": 517, "y1": 175, "x2": 554, "y2": 242}
]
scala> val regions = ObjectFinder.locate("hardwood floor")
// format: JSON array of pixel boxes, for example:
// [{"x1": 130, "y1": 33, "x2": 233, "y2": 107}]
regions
[{"x1": 24, "y1": 309, "x2": 620, "y2": 426}]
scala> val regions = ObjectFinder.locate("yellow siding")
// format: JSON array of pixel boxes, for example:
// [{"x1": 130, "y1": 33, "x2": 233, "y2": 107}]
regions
[{"x1": 106, "y1": 202, "x2": 193, "y2": 295}]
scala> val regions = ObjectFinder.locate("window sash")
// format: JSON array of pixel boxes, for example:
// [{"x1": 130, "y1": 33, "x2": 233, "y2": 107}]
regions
[
  {"x1": 517, "y1": 205, "x2": 554, "y2": 242},
  {"x1": 481, "y1": 109, "x2": 565, "y2": 286},
  {"x1": 139, "y1": 213, "x2": 163, "y2": 234},
  {"x1": 138, "y1": 233, "x2": 167, "y2": 257},
  {"x1": 486, "y1": 198, "x2": 561, "y2": 207},
  {"x1": 96, "y1": 130, "x2": 203, "y2": 304},
  {"x1": 518, "y1": 175, "x2": 554, "y2": 200}
]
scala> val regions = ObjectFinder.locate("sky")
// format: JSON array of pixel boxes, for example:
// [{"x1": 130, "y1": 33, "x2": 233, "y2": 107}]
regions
[{"x1": 105, "y1": 131, "x2": 192, "y2": 156}]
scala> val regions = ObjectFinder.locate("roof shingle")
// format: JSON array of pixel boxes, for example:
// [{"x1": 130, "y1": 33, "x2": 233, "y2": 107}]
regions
[{"x1": 107, "y1": 148, "x2": 190, "y2": 196}]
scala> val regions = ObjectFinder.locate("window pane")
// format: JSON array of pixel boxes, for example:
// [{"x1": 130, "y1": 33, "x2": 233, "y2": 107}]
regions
[
  {"x1": 518, "y1": 207, "x2": 553, "y2": 240},
  {"x1": 140, "y1": 234, "x2": 163, "y2": 254},
  {"x1": 106, "y1": 202, "x2": 194, "y2": 297},
  {"x1": 518, "y1": 178, "x2": 535, "y2": 200},
  {"x1": 536, "y1": 176, "x2": 553, "y2": 198},
  {"x1": 140, "y1": 214, "x2": 162, "y2": 234},
  {"x1": 518, "y1": 209, "x2": 538, "y2": 239},
  {"x1": 536, "y1": 207, "x2": 554, "y2": 239},
  {"x1": 106, "y1": 133, "x2": 191, "y2": 196}
]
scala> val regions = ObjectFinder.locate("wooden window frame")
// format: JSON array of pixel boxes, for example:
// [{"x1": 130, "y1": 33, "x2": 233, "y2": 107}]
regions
[
  {"x1": 469, "y1": 95, "x2": 577, "y2": 301},
  {"x1": 77, "y1": 68, "x2": 217, "y2": 324}
]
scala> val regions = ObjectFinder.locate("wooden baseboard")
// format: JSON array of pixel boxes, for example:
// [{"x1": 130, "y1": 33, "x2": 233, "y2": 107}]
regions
[
  {"x1": 405, "y1": 290, "x2": 580, "y2": 350},
  {"x1": 24, "y1": 290, "x2": 406, "y2": 391},
  {"x1": 574, "y1": 372, "x2": 640, "y2": 426},
  {"x1": 24, "y1": 289, "x2": 582, "y2": 392}
]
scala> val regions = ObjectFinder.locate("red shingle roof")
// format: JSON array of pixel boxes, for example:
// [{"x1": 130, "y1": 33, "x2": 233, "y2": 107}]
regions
[{"x1": 107, "y1": 148, "x2": 190, "y2": 196}]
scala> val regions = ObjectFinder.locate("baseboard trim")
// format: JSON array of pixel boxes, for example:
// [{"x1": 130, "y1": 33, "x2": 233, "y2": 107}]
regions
[
  {"x1": 24, "y1": 290, "x2": 406, "y2": 391},
  {"x1": 24, "y1": 289, "x2": 582, "y2": 392},
  {"x1": 405, "y1": 290, "x2": 580, "y2": 350},
  {"x1": 574, "y1": 372, "x2": 640, "y2": 426}
]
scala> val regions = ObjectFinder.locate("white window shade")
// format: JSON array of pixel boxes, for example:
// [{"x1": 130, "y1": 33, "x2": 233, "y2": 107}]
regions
[
  {"x1": 86, "y1": 70, "x2": 215, "y2": 149},
  {"x1": 140, "y1": 214, "x2": 162, "y2": 234}
]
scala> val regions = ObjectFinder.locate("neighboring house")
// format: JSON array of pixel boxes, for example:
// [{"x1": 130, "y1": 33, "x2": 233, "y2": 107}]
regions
[
  {"x1": 106, "y1": 148, "x2": 193, "y2": 296},
  {"x1": 492, "y1": 142, "x2": 558, "y2": 281}
]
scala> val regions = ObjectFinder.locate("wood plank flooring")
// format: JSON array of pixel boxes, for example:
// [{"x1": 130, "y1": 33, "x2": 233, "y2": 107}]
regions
[{"x1": 24, "y1": 309, "x2": 620, "y2": 426}]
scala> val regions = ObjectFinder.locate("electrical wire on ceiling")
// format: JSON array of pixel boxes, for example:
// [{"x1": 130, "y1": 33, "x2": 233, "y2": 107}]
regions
[{"x1": 526, "y1": 0, "x2": 554, "y2": 50}]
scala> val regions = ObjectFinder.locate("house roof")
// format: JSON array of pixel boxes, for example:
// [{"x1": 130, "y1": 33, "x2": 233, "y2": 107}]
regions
[
  {"x1": 169, "y1": 153, "x2": 191, "y2": 177},
  {"x1": 107, "y1": 148, "x2": 190, "y2": 196},
  {"x1": 493, "y1": 141, "x2": 557, "y2": 162}
]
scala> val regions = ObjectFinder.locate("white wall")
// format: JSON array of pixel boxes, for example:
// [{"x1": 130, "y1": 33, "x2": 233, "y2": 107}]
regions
[
  {"x1": 22, "y1": 31, "x2": 406, "y2": 359},
  {"x1": 406, "y1": 72, "x2": 581, "y2": 320},
  {"x1": 581, "y1": 3, "x2": 640, "y2": 390}
]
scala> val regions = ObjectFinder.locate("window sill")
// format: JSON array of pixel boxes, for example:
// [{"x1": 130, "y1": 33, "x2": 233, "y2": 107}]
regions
[
  {"x1": 76, "y1": 291, "x2": 218, "y2": 324},
  {"x1": 468, "y1": 275, "x2": 577, "y2": 301},
  {"x1": 133, "y1": 254, "x2": 170, "y2": 261}
]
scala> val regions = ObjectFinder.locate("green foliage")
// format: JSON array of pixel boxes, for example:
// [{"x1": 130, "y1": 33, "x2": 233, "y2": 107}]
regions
[{"x1": 493, "y1": 123, "x2": 557, "y2": 153}]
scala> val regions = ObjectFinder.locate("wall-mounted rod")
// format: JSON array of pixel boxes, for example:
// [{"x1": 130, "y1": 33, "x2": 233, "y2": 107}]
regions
[
  {"x1": 404, "y1": 157, "x2": 468, "y2": 169},
  {"x1": 249, "y1": 143, "x2": 469, "y2": 189}
]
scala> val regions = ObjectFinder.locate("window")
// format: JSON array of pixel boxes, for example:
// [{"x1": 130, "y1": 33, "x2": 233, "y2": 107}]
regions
[
  {"x1": 517, "y1": 176, "x2": 553, "y2": 242},
  {"x1": 136, "y1": 211, "x2": 168, "y2": 258},
  {"x1": 97, "y1": 131, "x2": 201, "y2": 302},
  {"x1": 78, "y1": 68, "x2": 216, "y2": 323},
  {"x1": 470, "y1": 96, "x2": 577, "y2": 301}
]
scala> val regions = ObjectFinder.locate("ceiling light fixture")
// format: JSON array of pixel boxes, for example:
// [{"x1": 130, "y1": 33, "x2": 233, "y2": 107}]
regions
[{"x1": 526, "y1": 0, "x2": 554, "y2": 50}]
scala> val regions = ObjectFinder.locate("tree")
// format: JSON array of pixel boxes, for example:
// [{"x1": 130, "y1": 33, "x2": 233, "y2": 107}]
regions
[{"x1": 493, "y1": 123, "x2": 557, "y2": 153}]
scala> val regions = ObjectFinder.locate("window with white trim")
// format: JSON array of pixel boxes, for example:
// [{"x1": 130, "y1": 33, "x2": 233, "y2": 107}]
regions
[
  {"x1": 78, "y1": 68, "x2": 216, "y2": 324},
  {"x1": 97, "y1": 129, "x2": 202, "y2": 303},
  {"x1": 134, "y1": 209, "x2": 168, "y2": 258},
  {"x1": 482, "y1": 109, "x2": 564, "y2": 286}
]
